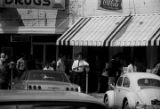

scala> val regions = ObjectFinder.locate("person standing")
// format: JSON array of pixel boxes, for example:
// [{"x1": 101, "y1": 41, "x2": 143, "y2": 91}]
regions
[
  {"x1": 127, "y1": 59, "x2": 137, "y2": 73},
  {"x1": 16, "y1": 53, "x2": 27, "y2": 78},
  {"x1": 152, "y1": 62, "x2": 160, "y2": 76},
  {"x1": 108, "y1": 56, "x2": 122, "y2": 90},
  {"x1": 100, "y1": 62, "x2": 110, "y2": 92},
  {"x1": 56, "y1": 55, "x2": 66, "y2": 72},
  {"x1": 43, "y1": 62, "x2": 54, "y2": 71},
  {"x1": 71, "y1": 53, "x2": 89, "y2": 92},
  {"x1": 0, "y1": 52, "x2": 8, "y2": 89}
]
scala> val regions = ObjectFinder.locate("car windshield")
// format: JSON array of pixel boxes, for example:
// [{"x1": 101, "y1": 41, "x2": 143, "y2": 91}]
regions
[
  {"x1": 138, "y1": 78, "x2": 160, "y2": 88},
  {"x1": 0, "y1": 101, "x2": 106, "y2": 109},
  {"x1": 27, "y1": 71, "x2": 69, "y2": 82}
]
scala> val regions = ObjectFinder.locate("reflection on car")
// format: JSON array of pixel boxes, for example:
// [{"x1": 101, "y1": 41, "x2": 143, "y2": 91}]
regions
[
  {"x1": 0, "y1": 90, "x2": 107, "y2": 109},
  {"x1": 103, "y1": 72, "x2": 160, "y2": 109},
  {"x1": 11, "y1": 70, "x2": 81, "y2": 92}
]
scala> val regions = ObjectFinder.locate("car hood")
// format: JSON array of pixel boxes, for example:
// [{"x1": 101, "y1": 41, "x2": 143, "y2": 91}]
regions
[{"x1": 137, "y1": 88, "x2": 160, "y2": 105}]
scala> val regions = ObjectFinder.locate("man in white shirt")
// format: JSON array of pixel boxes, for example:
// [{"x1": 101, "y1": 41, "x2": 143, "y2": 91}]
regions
[{"x1": 71, "y1": 53, "x2": 89, "y2": 92}]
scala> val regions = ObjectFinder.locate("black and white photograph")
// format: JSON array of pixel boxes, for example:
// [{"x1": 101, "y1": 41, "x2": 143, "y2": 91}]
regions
[{"x1": 0, "y1": 0, "x2": 160, "y2": 109}]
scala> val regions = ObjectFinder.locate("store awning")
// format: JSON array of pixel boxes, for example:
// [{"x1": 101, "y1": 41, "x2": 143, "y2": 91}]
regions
[
  {"x1": 111, "y1": 14, "x2": 160, "y2": 46},
  {"x1": 56, "y1": 15, "x2": 132, "y2": 46},
  {"x1": 0, "y1": 26, "x2": 64, "y2": 34}
]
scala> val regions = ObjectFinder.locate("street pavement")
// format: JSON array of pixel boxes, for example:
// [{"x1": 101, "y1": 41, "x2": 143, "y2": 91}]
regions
[{"x1": 89, "y1": 93, "x2": 104, "y2": 103}]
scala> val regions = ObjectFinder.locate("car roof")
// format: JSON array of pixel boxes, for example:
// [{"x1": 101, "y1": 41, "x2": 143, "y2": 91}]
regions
[
  {"x1": 122, "y1": 72, "x2": 160, "y2": 80},
  {"x1": 0, "y1": 90, "x2": 103, "y2": 105}
]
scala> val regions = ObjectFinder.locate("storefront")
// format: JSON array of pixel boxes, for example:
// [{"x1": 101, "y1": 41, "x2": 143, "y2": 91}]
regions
[
  {"x1": 0, "y1": 0, "x2": 69, "y2": 68},
  {"x1": 57, "y1": 14, "x2": 160, "y2": 92}
]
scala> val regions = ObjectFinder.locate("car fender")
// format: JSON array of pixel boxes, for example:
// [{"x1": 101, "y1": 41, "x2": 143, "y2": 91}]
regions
[
  {"x1": 124, "y1": 92, "x2": 136, "y2": 108},
  {"x1": 104, "y1": 90, "x2": 115, "y2": 108}
]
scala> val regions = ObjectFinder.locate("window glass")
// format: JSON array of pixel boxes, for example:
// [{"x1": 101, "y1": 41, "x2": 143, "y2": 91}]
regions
[
  {"x1": 116, "y1": 77, "x2": 123, "y2": 86},
  {"x1": 123, "y1": 77, "x2": 130, "y2": 88},
  {"x1": 27, "y1": 71, "x2": 69, "y2": 82},
  {"x1": 138, "y1": 78, "x2": 160, "y2": 88}
]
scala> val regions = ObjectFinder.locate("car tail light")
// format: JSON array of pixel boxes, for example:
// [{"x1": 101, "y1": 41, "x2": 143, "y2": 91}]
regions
[
  {"x1": 75, "y1": 88, "x2": 79, "y2": 92},
  {"x1": 38, "y1": 86, "x2": 42, "y2": 90},
  {"x1": 27, "y1": 85, "x2": 42, "y2": 90},
  {"x1": 66, "y1": 87, "x2": 69, "y2": 91},
  {"x1": 28, "y1": 85, "x2": 32, "y2": 90},
  {"x1": 65, "y1": 87, "x2": 81, "y2": 92}
]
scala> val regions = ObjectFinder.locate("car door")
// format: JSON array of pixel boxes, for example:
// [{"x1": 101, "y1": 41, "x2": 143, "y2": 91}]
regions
[
  {"x1": 115, "y1": 76, "x2": 131, "y2": 108},
  {"x1": 114, "y1": 77, "x2": 123, "y2": 107}
]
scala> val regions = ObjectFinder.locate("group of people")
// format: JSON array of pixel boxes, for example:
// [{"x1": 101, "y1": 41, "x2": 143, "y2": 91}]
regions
[
  {"x1": 0, "y1": 52, "x2": 29, "y2": 89},
  {"x1": 1, "y1": 50, "x2": 159, "y2": 93}
]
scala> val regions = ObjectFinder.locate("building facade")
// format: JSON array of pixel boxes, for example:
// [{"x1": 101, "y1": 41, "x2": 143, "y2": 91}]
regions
[
  {"x1": 57, "y1": 0, "x2": 160, "y2": 92},
  {"x1": 0, "y1": 0, "x2": 70, "y2": 68}
]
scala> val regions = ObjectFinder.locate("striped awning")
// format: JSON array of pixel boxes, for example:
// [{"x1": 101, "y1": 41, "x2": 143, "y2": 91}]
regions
[
  {"x1": 111, "y1": 14, "x2": 160, "y2": 46},
  {"x1": 56, "y1": 15, "x2": 131, "y2": 46}
]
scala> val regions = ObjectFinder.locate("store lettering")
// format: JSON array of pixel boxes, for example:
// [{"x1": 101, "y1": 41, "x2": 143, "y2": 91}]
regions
[{"x1": 5, "y1": 0, "x2": 51, "y2": 6}]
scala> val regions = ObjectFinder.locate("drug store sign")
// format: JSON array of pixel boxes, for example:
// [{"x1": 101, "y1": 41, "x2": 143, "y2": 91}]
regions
[{"x1": 0, "y1": 0, "x2": 65, "y2": 10}]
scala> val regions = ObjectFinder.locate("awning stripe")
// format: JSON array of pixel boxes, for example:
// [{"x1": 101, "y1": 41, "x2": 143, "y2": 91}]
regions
[
  {"x1": 56, "y1": 18, "x2": 84, "y2": 45},
  {"x1": 112, "y1": 14, "x2": 160, "y2": 47},
  {"x1": 56, "y1": 18, "x2": 91, "y2": 45},
  {"x1": 149, "y1": 27, "x2": 160, "y2": 46},
  {"x1": 65, "y1": 18, "x2": 91, "y2": 46},
  {"x1": 106, "y1": 15, "x2": 132, "y2": 46}
]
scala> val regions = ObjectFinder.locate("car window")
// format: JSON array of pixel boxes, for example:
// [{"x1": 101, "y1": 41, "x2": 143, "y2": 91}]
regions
[
  {"x1": 28, "y1": 71, "x2": 69, "y2": 82},
  {"x1": 0, "y1": 101, "x2": 107, "y2": 109},
  {"x1": 116, "y1": 77, "x2": 123, "y2": 87},
  {"x1": 123, "y1": 77, "x2": 130, "y2": 88},
  {"x1": 138, "y1": 78, "x2": 160, "y2": 88}
]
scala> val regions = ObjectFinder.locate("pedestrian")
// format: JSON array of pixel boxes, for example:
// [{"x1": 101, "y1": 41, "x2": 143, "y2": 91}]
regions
[
  {"x1": 99, "y1": 62, "x2": 110, "y2": 92},
  {"x1": 51, "y1": 60, "x2": 56, "y2": 70},
  {"x1": 152, "y1": 62, "x2": 160, "y2": 76},
  {"x1": 127, "y1": 59, "x2": 137, "y2": 73},
  {"x1": 16, "y1": 53, "x2": 27, "y2": 78},
  {"x1": 71, "y1": 53, "x2": 89, "y2": 92},
  {"x1": 43, "y1": 62, "x2": 54, "y2": 71},
  {"x1": 0, "y1": 52, "x2": 8, "y2": 89},
  {"x1": 108, "y1": 56, "x2": 122, "y2": 90},
  {"x1": 56, "y1": 55, "x2": 66, "y2": 72}
]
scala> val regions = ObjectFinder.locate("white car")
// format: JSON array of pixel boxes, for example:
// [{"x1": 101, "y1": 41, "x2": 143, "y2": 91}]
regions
[
  {"x1": 103, "y1": 72, "x2": 160, "y2": 109},
  {"x1": 12, "y1": 70, "x2": 81, "y2": 92}
]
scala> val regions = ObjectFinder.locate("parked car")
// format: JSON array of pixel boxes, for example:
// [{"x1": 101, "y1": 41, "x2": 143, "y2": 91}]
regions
[
  {"x1": 0, "y1": 90, "x2": 107, "y2": 109},
  {"x1": 103, "y1": 72, "x2": 160, "y2": 109},
  {"x1": 11, "y1": 70, "x2": 81, "y2": 92}
]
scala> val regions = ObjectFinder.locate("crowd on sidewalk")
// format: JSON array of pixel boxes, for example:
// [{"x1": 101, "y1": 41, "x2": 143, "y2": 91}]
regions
[{"x1": 0, "y1": 51, "x2": 159, "y2": 93}]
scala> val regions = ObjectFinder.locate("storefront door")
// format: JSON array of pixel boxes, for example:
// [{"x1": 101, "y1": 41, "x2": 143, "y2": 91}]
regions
[{"x1": 32, "y1": 43, "x2": 56, "y2": 69}]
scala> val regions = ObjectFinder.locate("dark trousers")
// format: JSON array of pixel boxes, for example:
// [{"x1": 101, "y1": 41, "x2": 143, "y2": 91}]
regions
[
  {"x1": 99, "y1": 76, "x2": 108, "y2": 93},
  {"x1": 71, "y1": 71, "x2": 86, "y2": 92}
]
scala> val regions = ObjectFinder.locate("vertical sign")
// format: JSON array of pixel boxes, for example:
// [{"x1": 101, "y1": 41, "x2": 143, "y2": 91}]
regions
[{"x1": 98, "y1": 0, "x2": 122, "y2": 10}]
